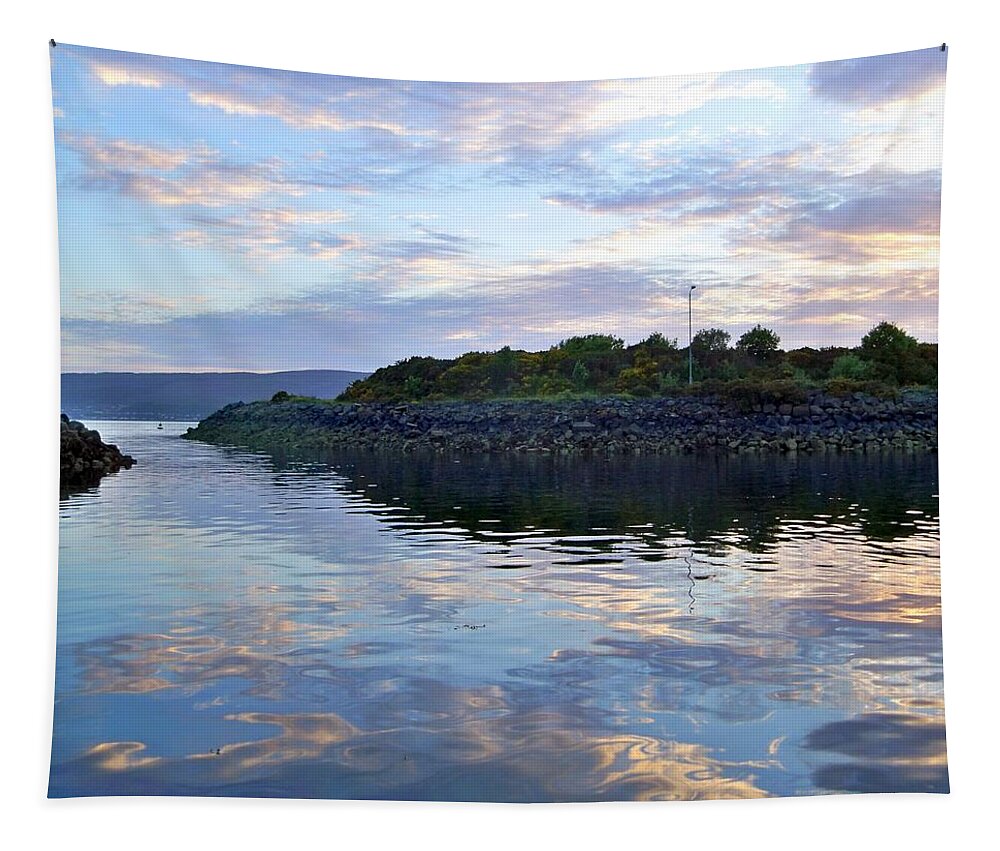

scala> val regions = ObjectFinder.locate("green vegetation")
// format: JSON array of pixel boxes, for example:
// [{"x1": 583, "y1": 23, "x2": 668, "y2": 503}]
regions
[
  {"x1": 338, "y1": 322, "x2": 937, "y2": 403},
  {"x1": 736, "y1": 325, "x2": 781, "y2": 361}
]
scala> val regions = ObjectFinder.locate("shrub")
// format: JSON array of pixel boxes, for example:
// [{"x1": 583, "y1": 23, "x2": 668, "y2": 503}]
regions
[
  {"x1": 616, "y1": 366, "x2": 653, "y2": 395},
  {"x1": 829, "y1": 353, "x2": 874, "y2": 380},
  {"x1": 823, "y1": 378, "x2": 900, "y2": 399},
  {"x1": 336, "y1": 323, "x2": 934, "y2": 401},
  {"x1": 487, "y1": 346, "x2": 519, "y2": 393},
  {"x1": 713, "y1": 361, "x2": 741, "y2": 382},
  {"x1": 403, "y1": 375, "x2": 425, "y2": 398},
  {"x1": 658, "y1": 371, "x2": 681, "y2": 392},
  {"x1": 722, "y1": 378, "x2": 807, "y2": 411},
  {"x1": 686, "y1": 378, "x2": 726, "y2": 396},
  {"x1": 571, "y1": 360, "x2": 591, "y2": 390},
  {"x1": 785, "y1": 347, "x2": 849, "y2": 379}
]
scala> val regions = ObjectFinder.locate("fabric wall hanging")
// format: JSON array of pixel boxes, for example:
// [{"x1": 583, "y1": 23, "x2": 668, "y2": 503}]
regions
[{"x1": 50, "y1": 43, "x2": 947, "y2": 801}]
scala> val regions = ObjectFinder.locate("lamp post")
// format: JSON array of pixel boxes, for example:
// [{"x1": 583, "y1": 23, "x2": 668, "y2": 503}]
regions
[{"x1": 688, "y1": 285, "x2": 697, "y2": 385}]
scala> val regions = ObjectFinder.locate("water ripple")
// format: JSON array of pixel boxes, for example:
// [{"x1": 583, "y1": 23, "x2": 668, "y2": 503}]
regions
[{"x1": 50, "y1": 421, "x2": 946, "y2": 800}]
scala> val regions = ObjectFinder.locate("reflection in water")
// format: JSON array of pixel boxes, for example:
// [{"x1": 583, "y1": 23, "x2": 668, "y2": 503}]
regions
[
  {"x1": 804, "y1": 713, "x2": 949, "y2": 794},
  {"x1": 50, "y1": 422, "x2": 947, "y2": 800},
  {"x1": 56, "y1": 705, "x2": 769, "y2": 802}
]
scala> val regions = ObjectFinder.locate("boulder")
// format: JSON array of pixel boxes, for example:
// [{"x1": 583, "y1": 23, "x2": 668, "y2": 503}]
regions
[{"x1": 60, "y1": 415, "x2": 134, "y2": 494}]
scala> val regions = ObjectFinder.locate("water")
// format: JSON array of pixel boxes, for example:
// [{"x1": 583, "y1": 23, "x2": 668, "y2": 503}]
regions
[{"x1": 50, "y1": 421, "x2": 947, "y2": 801}]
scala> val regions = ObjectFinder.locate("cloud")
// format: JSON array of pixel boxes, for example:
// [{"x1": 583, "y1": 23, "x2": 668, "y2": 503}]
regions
[
  {"x1": 250, "y1": 208, "x2": 351, "y2": 227},
  {"x1": 764, "y1": 269, "x2": 938, "y2": 345},
  {"x1": 546, "y1": 136, "x2": 941, "y2": 272},
  {"x1": 421, "y1": 75, "x2": 785, "y2": 180},
  {"x1": 187, "y1": 90, "x2": 416, "y2": 136},
  {"x1": 300, "y1": 232, "x2": 366, "y2": 260},
  {"x1": 60, "y1": 133, "x2": 211, "y2": 172},
  {"x1": 375, "y1": 227, "x2": 478, "y2": 262},
  {"x1": 167, "y1": 209, "x2": 359, "y2": 260},
  {"x1": 804, "y1": 713, "x2": 949, "y2": 794},
  {"x1": 127, "y1": 163, "x2": 312, "y2": 207},
  {"x1": 91, "y1": 61, "x2": 170, "y2": 88},
  {"x1": 591, "y1": 75, "x2": 785, "y2": 124},
  {"x1": 544, "y1": 148, "x2": 802, "y2": 215},
  {"x1": 53, "y1": 44, "x2": 944, "y2": 371},
  {"x1": 85, "y1": 50, "x2": 431, "y2": 142},
  {"x1": 60, "y1": 133, "x2": 338, "y2": 207},
  {"x1": 808, "y1": 48, "x2": 947, "y2": 106},
  {"x1": 165, "y1": 216, "x2": 473, "y2": 267},
  {"x1": 76, "y1": 46, "x2": 786, "y2": 179},
  {"x1": 809, "y1": 126, "x2": 943, "y2": 176},
  {"x1": 61, "y1": 236, "x2": 940, "y2": 372},
  {"x1": 742, "y1": 168, "x2": 941, "y2": 266},
  {"x1": 62, "y1": 291, "x2": 213, "y2": 324},
  {"x1": 58, "y1": 258, "x2": 691, "y2": 371}
]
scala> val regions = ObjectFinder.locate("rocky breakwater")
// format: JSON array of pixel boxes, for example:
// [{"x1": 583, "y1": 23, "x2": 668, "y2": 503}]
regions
[
  {"x1": 183, "y1": 389, "x2": 936, "y2": 456},
  {"x1": 60, "y1": 415, "x2": 135, "y2": 493}
]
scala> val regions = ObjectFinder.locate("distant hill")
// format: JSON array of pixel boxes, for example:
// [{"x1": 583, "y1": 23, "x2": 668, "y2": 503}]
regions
[{"x1": 62, "y1": 370, "x2": 369, "y2": 421}]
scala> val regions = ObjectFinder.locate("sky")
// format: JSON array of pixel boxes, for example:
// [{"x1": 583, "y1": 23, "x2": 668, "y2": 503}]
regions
[{"x1": 51, "y1": 45, "x2": 946, "y2": 373}]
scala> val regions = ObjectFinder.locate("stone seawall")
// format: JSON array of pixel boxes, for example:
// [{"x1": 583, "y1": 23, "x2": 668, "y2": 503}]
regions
[{"x1": 183, "y1": 390, "x2": 936, "y2": 455}]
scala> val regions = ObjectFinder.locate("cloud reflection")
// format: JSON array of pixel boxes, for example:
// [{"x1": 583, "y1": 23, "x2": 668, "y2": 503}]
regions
[
  {"x1": 804, "y1": 713, "x2": 949, "y2": 794},
  {"x1": 52, "y1": 424, "x2": 946, "y2": 800},
  {"x1": 56, "y1": 702, "x2": 768, "y2": 801}
]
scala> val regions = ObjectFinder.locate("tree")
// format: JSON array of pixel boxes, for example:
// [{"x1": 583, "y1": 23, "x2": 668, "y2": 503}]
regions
[
  {"x1": 861, "y1": 322, "x2": 917, "y2": 358},
  {"x1": 488, "y1": 345, "x2": 518, "y2": 393},
  {"x1": 736, "y1": 325, "x2": 781, "y2": 360},
  {"x1": 859, "y1": 322, "x2": 931, "y2": 385},
  {"x1": 557, "y1": 334, "x2": 624, "y2": 355},
  {"x1": 860, "y1": 322, "x2": 937, "y2": 385},
  {"x1": 640, "y1": 332, "x2": 678, "y2": 352},
  {"x1": 571, "y1": 360, "x2": 591, "y2": 390},
  {"x1": 691, "y1": 328, "x2": 731, "y2": 354}
]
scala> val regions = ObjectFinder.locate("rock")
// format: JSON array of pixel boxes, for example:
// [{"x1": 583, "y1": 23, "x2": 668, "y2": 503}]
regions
[
  {"x1": 182, "y1": 391, "x2": 937, "y2": 458},
  {"x1": 60, "y1": 416, "x2": 135, "y2": 494}
]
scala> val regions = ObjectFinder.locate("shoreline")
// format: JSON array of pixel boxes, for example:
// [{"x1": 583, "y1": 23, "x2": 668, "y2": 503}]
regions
[{"x1": 183, "y1": 390, "x2": 937, "y2": 456}]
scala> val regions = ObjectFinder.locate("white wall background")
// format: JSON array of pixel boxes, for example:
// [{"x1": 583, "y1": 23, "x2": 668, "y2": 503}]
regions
[{"x1": 1, "y1": 2, "x2": 996, "y2": 849}]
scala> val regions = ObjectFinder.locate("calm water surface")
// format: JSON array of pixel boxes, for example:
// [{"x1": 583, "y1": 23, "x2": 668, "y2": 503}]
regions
[{"x1": 50, "y1": 421, "x2": 947, "y2": 801}]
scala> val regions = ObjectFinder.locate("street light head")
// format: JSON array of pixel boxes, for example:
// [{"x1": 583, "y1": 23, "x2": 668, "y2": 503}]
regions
[{"x1": 690, "y1": 285, "x2": 697, "y2": 290}]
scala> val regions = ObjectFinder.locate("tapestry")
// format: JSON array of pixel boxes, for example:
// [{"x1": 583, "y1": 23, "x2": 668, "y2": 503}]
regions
[{"x1": 50, "y1": 43, "x2": 948, "y2": 801}]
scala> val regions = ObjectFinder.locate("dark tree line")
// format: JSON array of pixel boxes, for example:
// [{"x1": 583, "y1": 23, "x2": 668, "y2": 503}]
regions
[{"x1": 338, "y1": 322, "x2": 936, "y2": 403}]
